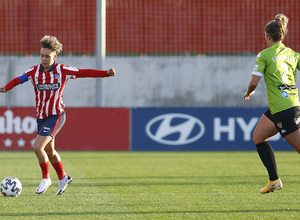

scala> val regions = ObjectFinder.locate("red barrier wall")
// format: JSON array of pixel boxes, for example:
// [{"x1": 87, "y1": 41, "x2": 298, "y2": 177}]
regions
[{"x1": 0, "y1": 107, "x2": 130, "y2": 151}]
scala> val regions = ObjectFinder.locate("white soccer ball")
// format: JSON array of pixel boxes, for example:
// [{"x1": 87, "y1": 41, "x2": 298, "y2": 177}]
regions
[{"x1": 1, "y1": 177, "x2": 22, "y2": 197}]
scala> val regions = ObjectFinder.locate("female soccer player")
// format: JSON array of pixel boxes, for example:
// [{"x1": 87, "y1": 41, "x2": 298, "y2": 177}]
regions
[
  {"x1": 244, "y1": 14, "x2": 300, "y2": 193},
  {"x1": 0, "y1": 35, "x2": 116, "y2": 195}
]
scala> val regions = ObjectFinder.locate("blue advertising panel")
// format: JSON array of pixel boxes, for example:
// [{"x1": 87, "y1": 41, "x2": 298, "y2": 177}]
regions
[{"x1": 131, "y1": 107, "x2": 292, "y2": 151}]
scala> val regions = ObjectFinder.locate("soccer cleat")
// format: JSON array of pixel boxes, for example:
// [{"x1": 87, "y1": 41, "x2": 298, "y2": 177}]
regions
[
  {"x1": 260, "y1": 178, "x2": 282, "y2": 194},
  {"x1": 35, "y1": 178, "x2": 52, "y2": 194},
  {"x1": 56, "y1": 175, "x2": 72, "y2": 195}
]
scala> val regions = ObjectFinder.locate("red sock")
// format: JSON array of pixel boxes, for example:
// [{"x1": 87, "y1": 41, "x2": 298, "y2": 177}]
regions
[
  {"x1": 39, "y1": 162, "x2": 50, "y2": 179},
  {"x1": 52, "y1": 161, "x2": 66, "y2": 180}
]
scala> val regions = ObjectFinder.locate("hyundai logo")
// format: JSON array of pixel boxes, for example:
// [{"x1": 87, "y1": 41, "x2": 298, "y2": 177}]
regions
[{"x1": 145, "y1": 113, "x2": 205, "y2": 145}]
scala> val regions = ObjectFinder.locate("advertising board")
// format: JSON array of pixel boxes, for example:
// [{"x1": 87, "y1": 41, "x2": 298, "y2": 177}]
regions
[
  {"x1": 0, "y1": 108, "x2": 130, "y2": 151},
  {"x1": 132, "y1": 107, "x2": 291, "y2": 151}
]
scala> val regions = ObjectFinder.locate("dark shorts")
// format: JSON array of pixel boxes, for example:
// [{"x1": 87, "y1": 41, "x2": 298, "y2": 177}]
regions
[
  {"x1": 264, "y1": 107, "x2": 300, "y2": 137},
  {"x1": 37, "y1": 112, "x2": 66, "y2": 139}
]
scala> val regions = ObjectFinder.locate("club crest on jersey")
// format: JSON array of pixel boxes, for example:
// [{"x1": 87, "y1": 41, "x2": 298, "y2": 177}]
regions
[
  {"x1": 37, "y1": 83, "x2": 60, "y2": 91},
  {"x1": 54, "y1": 73, "x2": 60, "y2": 79}
]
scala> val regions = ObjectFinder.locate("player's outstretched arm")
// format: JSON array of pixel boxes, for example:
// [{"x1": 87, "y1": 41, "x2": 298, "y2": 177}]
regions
[
  {"x1": 76, "y1": 68, "x2": 116, "y2": 78},
  {"x1": 0, "y1": 77, "x2": 23, "y2": 93}
]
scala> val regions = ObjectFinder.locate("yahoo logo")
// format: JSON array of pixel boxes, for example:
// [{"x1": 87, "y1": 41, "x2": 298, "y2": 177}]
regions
[
  {"x1": 0, "y1": 110, "x2": 35, "y2": 134},
  {"x1": 145, "y1": 113, "x2": 205, "y2": 145}
]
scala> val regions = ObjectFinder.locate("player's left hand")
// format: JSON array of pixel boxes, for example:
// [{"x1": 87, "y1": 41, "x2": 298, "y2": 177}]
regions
[
  {"x1": 0, "y1": 86, "x2": 7, "y2": 93},
  {"x1": 107, "y1": 68, "x2": 116, "y2": 76}
]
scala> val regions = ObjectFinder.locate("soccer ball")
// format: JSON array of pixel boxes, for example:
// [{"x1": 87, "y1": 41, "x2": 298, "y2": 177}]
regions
[{"x1": 1, "y1": 177, "x2": 22, "y2": 197}]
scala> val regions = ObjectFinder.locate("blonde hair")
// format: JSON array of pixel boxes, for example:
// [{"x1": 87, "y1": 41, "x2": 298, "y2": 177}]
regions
[
  {"x1": 40, "y1": 35, "x2": 63, "y2": 54},
  {"x1": 265, "y1": 14, "x2": 289, "y2": 42}
]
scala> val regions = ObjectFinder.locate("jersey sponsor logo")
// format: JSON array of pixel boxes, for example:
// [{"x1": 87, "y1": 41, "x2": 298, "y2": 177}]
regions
[
  {"x1": 145, "y1": 113, "x2": 205, "y2": 145},
  {"x1": 278, "y1": 84, "x2": 296, "y2": 90},
  {"x1": 281, "y1": 91, "x2": 288, "y2": 98},
  {"x1": 37, "y1": 83, "x2": 60, "y2": 91}
]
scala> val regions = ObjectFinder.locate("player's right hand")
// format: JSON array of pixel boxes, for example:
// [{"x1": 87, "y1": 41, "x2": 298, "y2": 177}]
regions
[{"x1": 243, "y1": 91, "x2": 255, "y2": 101}]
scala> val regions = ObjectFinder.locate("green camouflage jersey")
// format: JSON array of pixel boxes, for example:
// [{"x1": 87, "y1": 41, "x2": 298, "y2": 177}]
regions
[{"x1": 252, "y1": 43, "x2": 300, "y2": 114}]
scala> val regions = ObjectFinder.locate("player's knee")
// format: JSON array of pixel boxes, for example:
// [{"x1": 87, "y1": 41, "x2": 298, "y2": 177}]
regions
[
  {"x1": 252, "y1": 135, "x2": 263, "y2": 145},
  {"x1": 32, "y1": 143, "x2": 42, "y2": 152},
  {"x1": 44, "y1": 147, "x2": 55, "y2": 156}
]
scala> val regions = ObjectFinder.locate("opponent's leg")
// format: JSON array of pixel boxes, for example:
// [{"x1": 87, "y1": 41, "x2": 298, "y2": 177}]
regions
[
  {"x1": 284, "y1": 129, "x2": 300, "y2": 154},
  {"x1": 253, "y1": 114, "x2": 282, "y2": 193}
]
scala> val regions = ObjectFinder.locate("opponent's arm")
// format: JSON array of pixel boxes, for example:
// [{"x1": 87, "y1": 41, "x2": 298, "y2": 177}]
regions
[{"x1": 76, "y1": 68, "x2": 116, "y2": 78}]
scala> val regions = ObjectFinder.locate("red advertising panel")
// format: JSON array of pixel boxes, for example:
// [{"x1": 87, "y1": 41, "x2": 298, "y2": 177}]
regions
[
  {"x1": 0, "y1": 107, "x2": 130, "y2": 151},
  {"x1": 56, "y1": 108, "x2": 130, "y2": 151},
  {"x1": 0, "y1": 108, "x2": 36, "y2": 151}
]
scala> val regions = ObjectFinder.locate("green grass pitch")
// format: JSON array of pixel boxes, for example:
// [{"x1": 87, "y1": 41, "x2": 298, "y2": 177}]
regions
[{"x1": 0, "y1": 151, "x2": 300, "y2": 219}]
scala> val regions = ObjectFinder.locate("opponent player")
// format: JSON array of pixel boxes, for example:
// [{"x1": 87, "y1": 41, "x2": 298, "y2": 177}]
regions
[
  {"x1": 244, "y1": 14, "x2": 300, "y2": 193},
  {"x1": 0, "y1": 35, "x2": 116, "y2": 195}
]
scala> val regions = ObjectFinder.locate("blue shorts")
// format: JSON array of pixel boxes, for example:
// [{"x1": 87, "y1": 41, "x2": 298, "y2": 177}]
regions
[{"x1": 37, "y1": 112, "x2": 66, "y2": 139}]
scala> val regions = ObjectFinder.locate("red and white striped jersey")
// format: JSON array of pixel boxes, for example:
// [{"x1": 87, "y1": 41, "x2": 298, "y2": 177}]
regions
[
  {"x1": 23, "y1": 63, "x2": 77, "y2": 119},
  {"x1": 19, "y1": 62, "x2": 109, "y2": 119}
]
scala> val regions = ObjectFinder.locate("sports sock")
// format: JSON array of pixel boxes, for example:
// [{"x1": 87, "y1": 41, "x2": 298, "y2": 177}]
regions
[
  {"x1": 39, "y1": 161, "x2": 50, "y2": 179},
  {"x1": 52, "y1": 161, "x2": 66, "y2": 180},
  {"x1": 256, "y1": 141, "x2": 279, "y2": 181}
]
